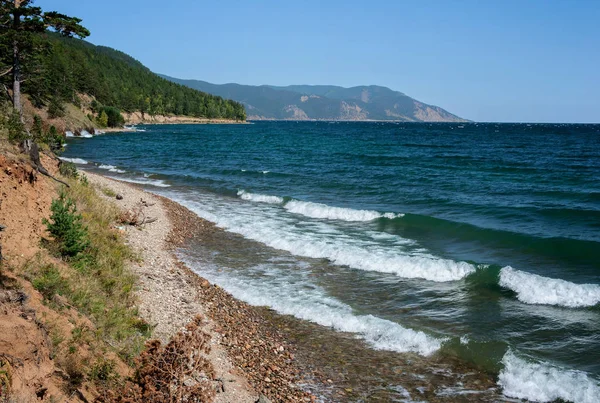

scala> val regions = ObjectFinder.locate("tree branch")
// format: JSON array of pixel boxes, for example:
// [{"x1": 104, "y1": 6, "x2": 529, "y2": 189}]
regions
[
  {"x1": 0, "y1": 67, "x2": 12, "y2": 77},
  {"x1": 1, "y1": 83, "x2": 12, "y2": 103}
]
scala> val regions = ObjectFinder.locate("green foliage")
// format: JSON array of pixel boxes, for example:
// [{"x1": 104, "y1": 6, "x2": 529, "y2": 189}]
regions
[
  {"x1": 6, "y1": 110, "x2": 27, "y2": 143},
  {"x1": 97, "y1": 110, "x2": 108, "y2": 127},
  {"x1": 47, "y1": 96, "x2": 66, "y2": 118},
  {"x1": 32, "y1": 263, "x2": 70, "y2": 299},
  {"x1": 43, "y1": 190, "x2": 90, "y2": 257},
  {"x1": 98, "y1": 106, "x2": 124, "y2": 127},
  {"x1": 32, "y1": 114, "x2": 44, "y2": 141},
  {"x1": 59, "y1": 161, "x2": 78, "y2": 178},
  {"x1": 20, "y1": 34, "x2": 246, "y2": 120},
  {"x1": 44, "y1": 125, "x2": 64, "y2": 152}
]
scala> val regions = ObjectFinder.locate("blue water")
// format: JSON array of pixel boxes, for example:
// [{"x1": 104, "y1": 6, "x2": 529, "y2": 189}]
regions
[{"x1": 63, "y1": 122, "x2": 600, "y2": 402}]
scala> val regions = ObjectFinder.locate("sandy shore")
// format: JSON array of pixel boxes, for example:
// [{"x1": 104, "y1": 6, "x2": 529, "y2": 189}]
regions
[{"x1": 84, "y1": 172, "x2": 316, "y2": 403}]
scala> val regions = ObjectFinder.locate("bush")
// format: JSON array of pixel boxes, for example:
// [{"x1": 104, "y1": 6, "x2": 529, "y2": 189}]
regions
[
  {"x1": 97, "y1": 110, "x2": 109, "y2": 128},
  {"x1": 32, "y1": 115, "x2": 44, "y2": 142},
  {"x1": 48, "y1": 97, "x2": 66, "y2": 118},
  {"x1": 7, "y1": 110, "x2": 27, "y2": 143},
  {"x1": 32, "y1": 264, "x2": 70, "y2": 299},
  {"x1": 45, "y1": 125, "x2": 64, "y2": 152},
  {"x1": 98, "y1": 106, "x2": 124, "y2": 127},
  {"x1": 59, "y1": 161, "x2": 78, "y2": 178},
  {"x1": 43, "y1": 191, "x2": 90, "y2": 257}
]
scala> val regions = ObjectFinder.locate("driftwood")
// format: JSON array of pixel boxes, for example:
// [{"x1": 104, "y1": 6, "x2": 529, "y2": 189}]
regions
[
  {"x1": 118, "y1": 199, "x2": 157, "y2": 227},
  {"x1": 27, "y1": 141, "x2": 70, "y2": 187}
]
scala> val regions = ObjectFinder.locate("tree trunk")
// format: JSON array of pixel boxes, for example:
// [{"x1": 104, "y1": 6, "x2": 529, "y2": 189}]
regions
[
  {"x1": 12, "y1": 0, "x2": 22, "y2": 114},
  {"x1": 12, "y1": 39, "x2": 21, "y2": 114}
]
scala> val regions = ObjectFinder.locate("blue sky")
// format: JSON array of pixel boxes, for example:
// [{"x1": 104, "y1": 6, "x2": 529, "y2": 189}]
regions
[{"x1": 39, "y1": 0, "x2": 599, "y2": 123}]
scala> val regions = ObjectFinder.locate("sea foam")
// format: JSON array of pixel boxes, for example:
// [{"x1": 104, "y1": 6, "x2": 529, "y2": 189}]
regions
[
  {"x1": 183, "y1": 260, "x2": 443, "y2": 356},
  {"x1": 498, "y1": 350, "x2": 600, "y2": 403},
  {"x1": 499, "y1": 266, "x2": 600, "y2": 308},
  {"x1": 237, "y1": 190, "x2": 283, "y2": 204},
  {"x1": 284, "y1": 200, "x2": 402, "y2": 222},
  {"x1": 59, "y1": 157, "x2": 88, "y2": 164},
  {"x1": 168, "y1": 192, "x2": 474, "y2": 282},
  {"x1": 108, "y1": 176, "x2": 170, "y2": 188},
  {"x1": 237, "y1": 190, "x2": 402, "y2": 222},
  {"x1": 99, "y1": 164, "x2": 126, "y2": 174}
]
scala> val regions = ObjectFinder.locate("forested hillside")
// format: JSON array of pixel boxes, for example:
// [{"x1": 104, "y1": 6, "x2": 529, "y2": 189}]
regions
[{"x1": 16, "y1": 34, "x2": 247, "y2": 121}]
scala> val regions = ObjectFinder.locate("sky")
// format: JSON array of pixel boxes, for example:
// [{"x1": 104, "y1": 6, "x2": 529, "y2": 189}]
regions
[{"x1": 38, "y1": 0, "x2": 600, "y2": 123}]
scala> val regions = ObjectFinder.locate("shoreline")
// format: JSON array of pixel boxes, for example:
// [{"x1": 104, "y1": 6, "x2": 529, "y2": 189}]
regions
[
  {"x1": 83, "y1": 170, "x2": 505, "y2": 402},
  {"x1": 84, "y1": 172, "x2": 317, "y2": 402}
]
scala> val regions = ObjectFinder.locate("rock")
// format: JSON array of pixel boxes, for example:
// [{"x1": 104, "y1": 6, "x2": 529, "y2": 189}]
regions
[
  {"x1": 116, "y1": 193, "x2": 123, "y2": 200},
  {"x1": 256, "y1": 394, "x2": 272, "y2": 403}
]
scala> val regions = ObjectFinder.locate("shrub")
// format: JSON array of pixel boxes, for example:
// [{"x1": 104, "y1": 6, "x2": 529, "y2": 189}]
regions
[
  {"x1": 59, "y1": 161, "x2": 78, "y2": 178},
  {"x1": 98, "y1": 106, "x2": 124, "y2": 127},
  {"x1": 7, "y1": 110, "x2": 27, "y2": 143},
  {"x1": 43, "y1": 191, "x2": 90, "y2": 257},
  {"x1": 48, "y1": 97, "x2": 66, "y2": 118},
  {"x1": 32, "y1": 264, "x2": 70, "y2": 299},
  {"x1": 32, "y1": 115, "x2": 44, "y2": 142},
  {"x1": 45, "y1": 125, "x2": 64, "y2": 152},
  {"x1": 97, "y1": 110, "x2": 109, "y2": 128}
]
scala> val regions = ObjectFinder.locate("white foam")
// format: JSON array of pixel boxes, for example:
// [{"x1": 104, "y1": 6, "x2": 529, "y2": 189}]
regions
[
  {"x1": 98, "y1": 164, "x2": 126, "y2": 174},
  {"x1": 59, "y1": 157, "x2": 88, "y2": 164},
  {"x1": 184, "y1": 260, "x2": 443, "y2": 356},
  {"x1": 237, "y1": 190, "x2": 283, "y2": 204},
  {"x1": 65, "y1": 131, "x2": 75, "y2": 137},
  {"x1": 285, "y1": 200, "x2": 402, "y2": 222},
  {"x1": 499, "y1": 266, "x2": 600, "y2": 308},
  {"x1": 108, "y1": 176, "x2": 170, "y2": 188},
  {"x1": 80, "y1": 130, "x2": 93, "y2": 138},
  {"x1": 499, "y1": 350, "x2": 600, "y2": 403},
  {"x1": 164, "y1": 192, "x2": 474, "y2": 282}
]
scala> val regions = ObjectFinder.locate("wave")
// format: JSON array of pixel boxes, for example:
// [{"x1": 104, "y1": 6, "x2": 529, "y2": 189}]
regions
[
  {"x1": 166, "y1": 192, "x2": 474, "y2": 282},
  {"x1": 236, "y1": 190, "x2": 402, "y2": 222},
  {"x1": 237, "y1": 190, "x2": 283, "y2": 204},
  {"x1": 499, "y1": 266, "x2": 600, "y2": 308},
  {"x1": 498, "y1": 350, "x2": 600, "y2": 403},
  {"x1": 98, "y1": 164, "x2": 126, "y2": 174},
  {"x1": 65, "y1": 131, "x2": 75, "y2": 137},
  {"x1": 80, "y1": 130, "x2": 93, "y2": 138},
  {"x1": 284, "y1": 200, "x2": 402, "y2": 222},
  {"x1": 108, "y1": 176, "x2": 170, "y2": 188},
  {"x1": 182, "y1": 259, "x2": 442, "y2": 356},
  {"x1": 59, "y1": 157, "x2": 88, "y2": 164}
]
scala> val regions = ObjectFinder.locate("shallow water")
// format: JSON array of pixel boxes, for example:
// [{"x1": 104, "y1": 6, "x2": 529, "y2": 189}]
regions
[{"x1": 64, "y1": 121, "x2": 600, "y2": 402}]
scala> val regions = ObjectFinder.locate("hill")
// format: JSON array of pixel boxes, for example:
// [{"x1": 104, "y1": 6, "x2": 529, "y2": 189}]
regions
[
  {"x1": 159, "y1": 75, "x2": 467, "y2": 122},
  {"x1": 19, "y1": 34, "x2": 246, "y2": 122}
]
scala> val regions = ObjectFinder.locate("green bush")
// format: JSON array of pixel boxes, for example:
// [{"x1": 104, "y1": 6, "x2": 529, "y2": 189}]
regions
[
  {"x1": 48, "y1": 97, "x2": 66, "y2": 118},
  {"x1": 45, "y1": 125, "x2": 64, "y2": 152},
  {"x1": 7, "y1": 110, "x2": 27, "y2": 143},
  {"x1": 59, "y1": 161, "x2": 78, "y2": 178},
  {"x1": 32, "y1": 264, "x2": 70, "y2": 299},
  {"x1": 43, "y1": 191, "x2": 90, "y2": 257},
  {"x1": 98, "y1": 106, "x2": 124, "y2": 127}
]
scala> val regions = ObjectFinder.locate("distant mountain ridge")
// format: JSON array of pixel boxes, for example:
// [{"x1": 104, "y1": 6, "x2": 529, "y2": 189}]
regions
[{"x1": 159, "y1": 75, "x2": 467, "y2": 122}]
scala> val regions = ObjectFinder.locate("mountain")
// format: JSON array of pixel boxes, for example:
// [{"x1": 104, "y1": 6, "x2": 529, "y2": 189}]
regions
[
  {"x1": 19, "y1": 34, "x2": 246, "y2": 121},
  {"x1": 159, "y1": 75, "x2": 467, "y2": 122}
]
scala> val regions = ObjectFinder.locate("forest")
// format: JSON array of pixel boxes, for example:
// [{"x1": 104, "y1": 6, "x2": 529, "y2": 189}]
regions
[{"x1": 2, "y1": 33, "x2": 247, "y2": 122}]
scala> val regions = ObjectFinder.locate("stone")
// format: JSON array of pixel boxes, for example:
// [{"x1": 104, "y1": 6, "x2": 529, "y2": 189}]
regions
[
  {"x1": 256, "y1": 394, "x2": 272, "y2": 403},
  {"x1": 116, "y1": 193, "x2": 123, "y2": 200}
]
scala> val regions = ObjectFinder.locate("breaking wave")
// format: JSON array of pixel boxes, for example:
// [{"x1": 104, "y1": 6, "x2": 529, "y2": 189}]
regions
[
  {"x1": 59, "y1": 157, "x2": 88, "y2": 164},
  {"x1": 499, "y1": 350, "x2": 600, "y2": 403},
  {"x1": 499, "y1": 266, "x2": 600, "y2": 308}
]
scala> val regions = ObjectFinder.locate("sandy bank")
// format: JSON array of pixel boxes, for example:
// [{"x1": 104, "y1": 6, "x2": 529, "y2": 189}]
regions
[{"x1": 121, "y1": 112, "x2": 247, "y2": 125}]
